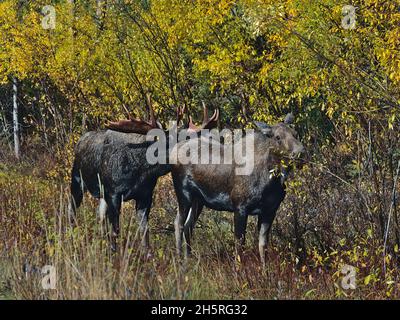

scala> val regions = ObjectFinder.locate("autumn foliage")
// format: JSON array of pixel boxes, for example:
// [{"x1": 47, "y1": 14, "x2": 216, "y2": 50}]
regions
[{"x1": 0, "y1": 0, "x2": 399, "y2": 299}]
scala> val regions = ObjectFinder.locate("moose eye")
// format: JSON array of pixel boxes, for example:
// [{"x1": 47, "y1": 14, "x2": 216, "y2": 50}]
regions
[{"x1": 275, "y1": 136, "x2": 281, "y2": 141}]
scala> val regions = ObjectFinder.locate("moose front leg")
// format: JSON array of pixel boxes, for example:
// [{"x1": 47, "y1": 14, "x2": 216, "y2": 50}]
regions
[
  {"x1": 258, "y1": 208, "x2": 278, "y2": 266},
  {"x1": 257, "y1": 215, "x2": 271, "y2": 267}
]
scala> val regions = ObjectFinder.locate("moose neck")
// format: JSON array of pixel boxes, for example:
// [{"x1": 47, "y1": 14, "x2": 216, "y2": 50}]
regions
[{"x1": 251, "y1": 132, "x2": 293, "y2": 185}]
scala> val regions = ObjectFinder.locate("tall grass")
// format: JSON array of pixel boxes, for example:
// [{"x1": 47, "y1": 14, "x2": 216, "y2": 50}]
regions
[{"x1": 0, "y1": 147, "x2": 399, "y2": 299}]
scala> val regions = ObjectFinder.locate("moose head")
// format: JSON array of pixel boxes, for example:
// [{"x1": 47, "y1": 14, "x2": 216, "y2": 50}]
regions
[{"x1": 254, "y1": 113, "x2": 305, "y2": 164}]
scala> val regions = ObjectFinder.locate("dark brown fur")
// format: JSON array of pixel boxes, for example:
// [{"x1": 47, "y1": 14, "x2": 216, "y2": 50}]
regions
[{"x1": 172, "y1": 115, "x2": 305, "y2": 264}]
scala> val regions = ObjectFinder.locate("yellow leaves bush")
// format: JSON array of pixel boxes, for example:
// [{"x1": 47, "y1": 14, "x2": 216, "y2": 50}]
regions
[{"x1": 0, "y1": 0, "x2": 398, "y2": 133}]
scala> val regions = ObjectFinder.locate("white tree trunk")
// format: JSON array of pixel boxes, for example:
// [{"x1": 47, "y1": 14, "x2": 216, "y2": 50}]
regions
[{"x1": 12, "y1": 77, "x2": 20, "y2": 160}]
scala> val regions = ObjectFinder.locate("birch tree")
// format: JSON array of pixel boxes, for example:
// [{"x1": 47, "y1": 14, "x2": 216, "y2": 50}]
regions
[{"x1": 12, "y1": 76, "x2": 20, "y2": 160}]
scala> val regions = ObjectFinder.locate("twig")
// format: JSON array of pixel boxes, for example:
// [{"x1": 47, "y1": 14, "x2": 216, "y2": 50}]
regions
[
  {"x1": 305, "y1": 159, "x2": 373, "y2": 217},
  {"x1": 383, "y1": 160, "x2": 400, "y2": 275}
]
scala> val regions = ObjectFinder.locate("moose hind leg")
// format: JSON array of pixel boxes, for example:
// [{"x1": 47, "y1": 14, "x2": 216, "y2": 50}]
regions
[
  {"x1": 136, "y1": 197, "x2": 152, "y2": 250},
  {"x1": 106, "y1": 194, "x2": 121, "y2": 252},
  {"x1": 234, "y1": 211, "x2": 248, "y2": 247},
  {"x1": 234, "y1": 211, "x2": 248, "y2": 260},
  {"x1": 175, "y1": 203, "x2": 191, "y2": 258},
  {"x1": 68, "y1": 165, "x2": 85, "y2": 223},
  {"x1": 183, "y1": 200, "x2": 203, "y2": 258}
]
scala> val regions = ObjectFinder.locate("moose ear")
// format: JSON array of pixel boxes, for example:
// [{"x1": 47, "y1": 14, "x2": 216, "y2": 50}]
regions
[
  {"x1": 284, "y1": 113, "x2": 294, "y2": 124},
  {"x1": 254, "y1": 121, "x2": 273, "y2": 137},
  {"x1": 254, "y1": 121, "x2": 269, "y2": 130}
]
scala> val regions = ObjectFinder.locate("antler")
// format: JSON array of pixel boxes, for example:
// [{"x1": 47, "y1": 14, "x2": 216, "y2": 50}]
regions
[
  {"x1": 146, "y1": 93, "x2": 157, "y2": 128},
  {"x1": 201, "y1": 101, "x2": 219, "y2": 130},
  {"x1": 176, "y1": 105, "x2": 186, "y2": 125},
  {"x1": 188, "y1": 102, "x2": 219, "y2": 132},
  {"x1": 106, "y1": 94, "x2": 161, "y2": 134}
]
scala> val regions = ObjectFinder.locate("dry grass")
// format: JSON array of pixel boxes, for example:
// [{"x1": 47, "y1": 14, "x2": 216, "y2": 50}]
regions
[{"x1": 0, "y1": 150, "x2": 399, "y2": 300}]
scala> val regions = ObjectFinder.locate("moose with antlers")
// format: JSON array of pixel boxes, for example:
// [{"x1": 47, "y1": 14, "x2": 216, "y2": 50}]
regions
[
  {"x1": 69, "y1": 95, "x2": 305, "y2": 265},
  {"x1": 68, "y1": 95, "x2": 218, "y2": 251},
  {"x1": 171, "y1": 113, "x2": 305, "y2": 265}
]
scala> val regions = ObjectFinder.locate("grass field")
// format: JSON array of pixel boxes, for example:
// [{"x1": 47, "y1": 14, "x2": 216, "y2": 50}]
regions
[{"x1": 1, "y1": 152, "x2": 399, "y2": 300}]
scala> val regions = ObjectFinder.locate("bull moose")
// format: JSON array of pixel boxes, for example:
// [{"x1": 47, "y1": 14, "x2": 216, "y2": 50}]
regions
[
  {"x1": 171, "y1": 113, "x2": 305, "y2": 265},
  {"x1": 68, "y1": 97, "x2": 218, "y2": 251}
]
